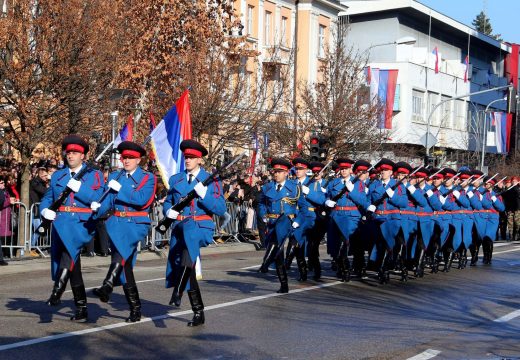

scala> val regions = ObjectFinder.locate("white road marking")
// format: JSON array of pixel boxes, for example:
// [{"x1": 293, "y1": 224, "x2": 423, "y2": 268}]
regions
[
  {"x1": 494, "y1": 309, "x2": 520, "y2": 323},
  {"x1": 240, "y1": 264, "x2": 261, "y2": 270},
  {"x1": 0, "y1": 281, "x2": 343, "y2": 352},
  {"x1": 406, "y1": 349, "x2": 441, "y2": 360},
  {"x1": 492, "y1": 248, "x2": 520, "y2": 256},
  {"x1": 64, "y1": 277, "x2": 166, "y2": 293}
]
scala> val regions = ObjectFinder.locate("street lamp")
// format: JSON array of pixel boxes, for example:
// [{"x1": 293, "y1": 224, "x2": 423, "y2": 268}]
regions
[{"x1": 365, "y1": 36, "x2": 417, "y2": 55}]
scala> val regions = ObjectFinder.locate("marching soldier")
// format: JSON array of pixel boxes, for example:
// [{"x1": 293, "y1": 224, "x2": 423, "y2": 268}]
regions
[
  {"x1": 324, "y1": 158, "x2": 368, "y2": 282},
  {"x1": 405, "y1": 167, "x2": 434, "y2": 277},
  {"x1": 480, "y1": 176, "x2": 506, "y2": 264},
  {"x1": 41, "y1": 135, "x2": 104, "y2": 321},
  {"x1": 164, "y1": 140, "x2": 226, "y2": 326},
  {"x1": 258, "y1": 158, "x2": 306, "y2": 293},
  {"x1": 90, "y1": 141, "x2": 156, "y2": 322},
  {"x1": 367, "y1": 158, "x2": 408, "y2": 283},
  {"x1": 455, "y1": 170, "x2": 476, "y2": 269},
  {"x1": 468, "y1": 169, "x2": 485, "y2": 266},
  {"x1": 304, "y1": 161, "x2": 328, "y2": 280}
]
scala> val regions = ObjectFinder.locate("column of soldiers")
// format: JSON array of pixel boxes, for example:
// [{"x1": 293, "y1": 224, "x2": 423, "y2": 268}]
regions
[
  {"x1": 38, "y1": 133, "x2": 515, "y2": 323},
  {"x1": 257, "y1": 156, "x2": 512, "y2": 292}
]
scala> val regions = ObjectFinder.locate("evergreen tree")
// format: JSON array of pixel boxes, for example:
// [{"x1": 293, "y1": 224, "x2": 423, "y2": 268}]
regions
[{"x1": 472, "y1": 11, "x2": 502, "y2": 40}]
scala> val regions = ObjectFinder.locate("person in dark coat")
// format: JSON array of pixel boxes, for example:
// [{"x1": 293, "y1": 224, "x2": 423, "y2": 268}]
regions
[{"x1": 0, "y1": 176, "x2": 13, "y2": 265}]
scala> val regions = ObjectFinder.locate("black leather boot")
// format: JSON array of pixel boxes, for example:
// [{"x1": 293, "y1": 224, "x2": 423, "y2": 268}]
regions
[
  {"x1": 482, "y1": 240, "x2": 490, "y2": 264},
  {"x1": 275, "y1": 257, "x2": 289, "y2": 293},
  {"x1": 93, "y1": 262, "x2": 124, "y2": 303},
  {"x1": 169, "y1": 266, "x2": 192, "y2": 307},
  {"x1": 46, "y1": 268, "x2": 70, "y2": 306},
  {"x1": 187, "y1": 289, "x2": 205, "y2": 327},
  {"x1": 259, "y1": 243, "x2": 279, "y2": 273},
  {"x1": 312, "y1": 255, "x2": 322, "y2": 281},
  {"x1": 285, "y1": 241, "x2": 296, "y2": 270},
  {"x1": 295, "y1": 247, "x2": 307, "y2": 282},
  {"x1": 70, "y1": 285, "x2": 88, "y2": 322},
  {"x1": 414, "y1": 249, "x2": 425, "y2": 278},
  {"x1": 487, "y1": 242, "x2": 494, "y2": 264},
  {"x1": 470, "y1": 244, "x2": 479, "y2": 266},
  {"x1": 124, "y1": 285, "x2": 142, "y2": 322},
  {"x1": 444, "y1": 250, "x2": 454, "y2": 272}
]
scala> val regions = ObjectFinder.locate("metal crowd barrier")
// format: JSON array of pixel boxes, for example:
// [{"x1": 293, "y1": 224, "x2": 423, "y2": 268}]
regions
[
  {"x1": 2, "y1": 200, "x2": 260, "y2": 258},
  {"x1": 1, "y1": 201, "x2": 29, "y2": 258}
]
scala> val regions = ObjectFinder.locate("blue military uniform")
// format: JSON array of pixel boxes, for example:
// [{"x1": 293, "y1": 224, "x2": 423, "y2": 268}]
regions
[
  {"x1": 325, "y1": 158, "x2": 368, "y2": 281},
  {"x1": 92, "y1": 141, "x2": 156, "y2": 322},
  {"x1": 42, "y1": 134, "x2": 103, "y2": 321},
  {"x1": 480, "y1": 177, "x2": 506, "y2": 264},
  {"x1": 258, "y1": 158, "x2": 304, "y2": 293},
  {"x1": 164, "y1": 139, "x2": 226, "y2": 327}
]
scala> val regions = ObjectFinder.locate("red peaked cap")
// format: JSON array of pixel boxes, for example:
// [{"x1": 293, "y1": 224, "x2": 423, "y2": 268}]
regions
[
  {"x1": 292, "y1": 157, "x2": 310, "y2": 169},
  {"x1": 375, "y1": 158, "x2": 395, "y2": 172},
  {"x1": 442, "y1": 168, "x2": 457, "y2": 178},
  {"x1": 62, "y1": 134, "x2": 89, "y2": 154},
  {"x1": 117, "y1": 141, "x2": 146, "y2": 158},
  {"x1": 394, "y1": 161, "x2": 412, "y2": 175},
  {"x1": 336, "y1": 157, "x2": 354, "y2": 169},
  {"x1": 413, "y1": 167, "x2": 429, "y2": 178},
  {"x1": 429, "y1": 168, "x2": 444, "y2": 180},
  {"x1": 353, "y1": 159, "x2": 371, "y2": 174},
  {"x1": 271, "y1": 157, "x2": 291, "y2": 171},
  {"x1": 180, "y1": 139, "x2": 208, "y2": 158},
  {"x1": 309, "y1": 161, "x2": 325, "y2": 172}
]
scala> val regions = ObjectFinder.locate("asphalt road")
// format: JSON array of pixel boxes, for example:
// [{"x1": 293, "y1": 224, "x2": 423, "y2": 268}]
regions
[{"x1": 1, "y1": 241, "x2": 520, "y2": 360}]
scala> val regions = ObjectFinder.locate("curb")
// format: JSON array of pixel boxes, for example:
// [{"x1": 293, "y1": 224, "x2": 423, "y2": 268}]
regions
[{"x1": 0, "y1": 242, "x2": 259, "y2": 276}]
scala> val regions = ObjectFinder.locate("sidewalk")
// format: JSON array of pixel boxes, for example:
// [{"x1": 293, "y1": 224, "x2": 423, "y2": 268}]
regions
[{"x1": 0, "y1": 242, "x2": 258, "y2": 276}]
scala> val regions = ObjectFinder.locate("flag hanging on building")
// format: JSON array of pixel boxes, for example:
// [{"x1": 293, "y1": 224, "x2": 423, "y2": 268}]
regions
[
  {"x1": 464, "y1": 55, "x2": 469, "y2": 83},
  {"x1": 113, "y1": 114, "x2": 134, "y2": 147},
  {"x1": 492, "y1": 111, "x2": 512, "y2": 153},
  {"x1": 150, "y1": 89, "x2": 192, "y2": 188},
  {"x1": 367, "y1": 67, "x2": 398, "y2": 129},
  {"x1": 432, "y1": 47, "x2": 439, "y2": 74},
  {"x1": 365, "y1": 66, "x2": 372, "y2": 85}
]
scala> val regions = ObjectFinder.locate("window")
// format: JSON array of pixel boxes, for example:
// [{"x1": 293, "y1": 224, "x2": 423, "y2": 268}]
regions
[
  {"x1": 412, "y1": 90, "x2": 424, "y2": 123},
  {"x1": 264, "y1": 11, "x2": 271, "y2": 46},
  {"x1": 318, "y1": 25, "x2": 325, "y2": 58},
  {"x1": 454, "y1": 100, "x2": 467, "y2": 130},
  {"x1": 281, "y1": 16, "x2": 288, "y2": 46},
  {"x1": 429, "y1": 92, "x2": 439, "y2": 126},
  {"x1": 247, "y1": 5, "x2": 254, "y2": 36},
  {"x1": 440, "y1": 95, "x2": 451, "y2": 127}
]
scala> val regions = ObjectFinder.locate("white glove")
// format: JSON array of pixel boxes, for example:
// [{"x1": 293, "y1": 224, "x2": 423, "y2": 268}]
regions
[
  {"x1": 407, "y1": 185, "x2": 416, "y2": 194},
  {"x1": 41, "y1": 208, "x2": 56, "y2": 221},
  {"x1": 467, "y1": 191, "x2": 474, "y2": 199},
  {"x1": 90, "y1": 201, "x2": 101, "y2": 212},
  {"x1": 346, "y1": 181, "x2": 354, "y2": 192},
  {"x1": 166, "y1": 209, "x2": 179, "y2": 219},
  {"x1": 108, "y1": 179, "x2": 122, "y2": 192},
  {"x1": 321, "y1": 187, "x2": 327, "y2": 193},
  {"x1": 453, "y1": 190, "x2": 460, "y2": 199},
  {"x1": 301, "y1": 185, "x2": 310, "y2": 195},
  {"x1": 439, "y1": 195, "x2": 446, "y2": 205},
  {"x1": 367, "y1": 204, "x2": 376, "y2": 213},
  {"x1": 325, "y1": 200, "x2": 336, "y2": 208},
  {"x1": 291, "y1": 221, "x2": 299, "y2": 229},
  {"x1": 385, "y1": 188, "x2": 395, "y2": 198},
  {"x1": 194, "y1": 182, "x2": 208, "y2": 199},
  {"x1": 491, "y1": 195, "x2": 497, "y2": 202},
  {"x1": 67, "y1": 178, "x2": 81, "y2": 193},
  {"x1": 262, "y1": 217, "x2": 268, "y2": 223},
  {"x1": 426, "y1": 189, "x2": 434, "y2": 198},
  {"x1": 478, "y1": 193, "x2": 483, "y2": 201}
]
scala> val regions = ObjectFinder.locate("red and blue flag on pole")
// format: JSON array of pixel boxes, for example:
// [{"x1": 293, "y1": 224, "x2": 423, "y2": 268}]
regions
[
  {"x1": 432, "y1": 47, "x2": 439, "y2": 74},
  {"x1": 150, "y1": 89, "x2": 193, "y2": 188},
  {"x1": 464, "y1": 55, "x2": 469, "y2": 83},
  {"x1": 114, "y1": 114, "x2": 134, "y2": 147},
  {"x1": 368, "y1": 67, "x2": 398, "y2": 129}
]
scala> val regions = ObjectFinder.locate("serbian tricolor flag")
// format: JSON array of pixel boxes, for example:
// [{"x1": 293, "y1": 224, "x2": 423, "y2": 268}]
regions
[
  {"x1": 114, "y1": 114, "x2": 134, "y2": 147},
  {"x1": 492, "y1": 111, "x2": 512, "y2": 153},
  {"x1": 150, "y1": 89, "x2": 193, "y2": 188},
  {"x1": 463, "y1": 55, "x2": 469, "y2": 83},
  {"x1": 432, "y1": 47, "x2": 439, "y2": 74},
  {"x1": 368, "y1": 68, "x2": 398, "y2": 129}
]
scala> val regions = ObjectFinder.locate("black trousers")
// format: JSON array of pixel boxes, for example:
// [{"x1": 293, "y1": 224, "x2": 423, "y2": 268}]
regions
[
  {"x1": 112, "y1": 249, "x2": 137, "y2": 287},
  {"x1": 59, "y1": 251, "x2": 84, "y2": 287}
]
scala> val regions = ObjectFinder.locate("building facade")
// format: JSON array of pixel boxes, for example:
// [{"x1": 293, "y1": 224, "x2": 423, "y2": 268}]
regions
[{"x1": 341, "y1": 0, "x2": 519, "y2": 168}]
